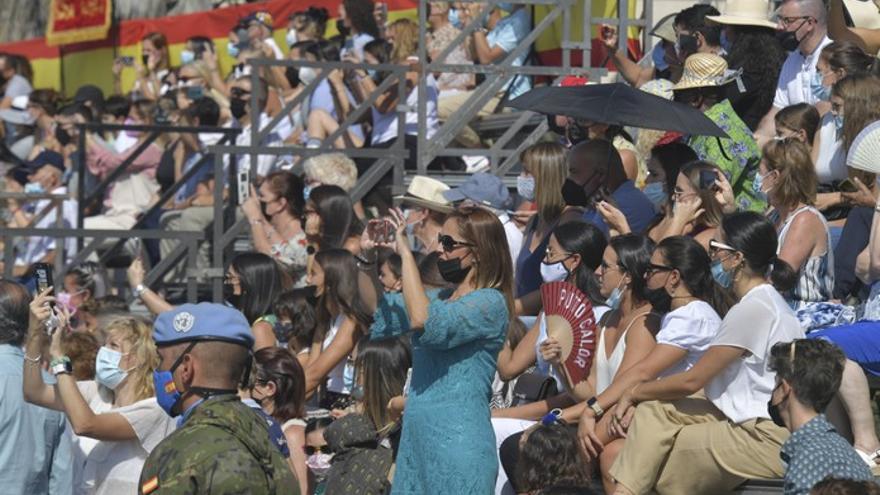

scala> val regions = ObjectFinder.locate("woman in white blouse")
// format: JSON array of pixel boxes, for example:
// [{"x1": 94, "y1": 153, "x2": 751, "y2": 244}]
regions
[
  {"x1": 24, "y1": 294, "x2": 175, "y2": 495},
  {"x1": 606, "y1": 212, "x2": 804, "y2": 495},
  {"x1": 576, "y1": 235, "x2": 727, "y2": 494}
]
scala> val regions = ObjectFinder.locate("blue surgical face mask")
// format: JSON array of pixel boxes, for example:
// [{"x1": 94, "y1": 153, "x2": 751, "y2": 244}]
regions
[
  {"x1": 833, "y1": 113, "x2": 845, "y2": 133},
  {"x1": 24, "y1": 182, "x2": 45, "y2": 195},
  {"x1": 448, "y1": 8, "x2": 462, "y2": 29},
  {"x1": 227, "y1": 41, "x2": 240, "y2": 58},
  {"x1": 810, "y1": 71, "x2": 831, "y2": 102},
  {"x1": 752, "y1": 171, "x2": 768, "y2": 201},
  {"x1": 642, "y1": 182, "x2": 666, "y2": 210},
  {"x1": 303, "y1": 184, "x2": 313, "y2": 201},
  {"x1": 367, "y1": 69, "x2": 378, "y2": 80},
  {"x1": 651, "y1": 43, "x2": 669, "y2": 72},
  {"x1": 497, "y1": 2, "x2": 515, "y2": 11},
  {"x1": 180, "y1": 49, "x2": 196, "y2": 65},
  {"x1": 605, "y1": 279, "x2": 626, "y2": 310},
  {"x1": 711, "y1": 259, "x2": 733, "y2": 288},
  {"x1": 95, "y1": 346, "x2": 130, "y2": 390},
  {"x1": 517, "y1": 175, "x2": 536, "y2": 201}
]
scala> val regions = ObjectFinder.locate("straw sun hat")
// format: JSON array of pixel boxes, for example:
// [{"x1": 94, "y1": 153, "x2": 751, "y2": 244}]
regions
[
  {"x1": 672, "y1": 53, "x2": 742, "y2": 91},
  {"x1": 706, "y1": 0, "x2": 777, "y2": 30}
]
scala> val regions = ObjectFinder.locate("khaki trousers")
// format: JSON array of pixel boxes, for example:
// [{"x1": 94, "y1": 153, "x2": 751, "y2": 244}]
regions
[
  {"x1": 437, "y1": 90, "x2": 504, "y2": 148},
  {"x1": 609, "y1": 397, "x2": 789, "y2": 495}
]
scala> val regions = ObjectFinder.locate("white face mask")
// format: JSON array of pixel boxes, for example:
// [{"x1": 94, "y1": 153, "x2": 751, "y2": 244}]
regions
[
  {"x1": 286, "y1": 28, "x2": 298, "y2": 49},
  {"x1": 540, "y1": 257, "x2": 570, "y2": 283},
  {"x1": 299, "y1": 67, "x2": 318, "y2": 86}
]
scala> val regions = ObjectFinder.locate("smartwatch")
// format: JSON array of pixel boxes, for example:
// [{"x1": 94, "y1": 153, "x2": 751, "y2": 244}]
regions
[
  {"x1": 50, "y1": 356, "x2": 72, "y2": 376},
  {"x1": 587, "y1": 396, "x2": 604, "y2": 418}
]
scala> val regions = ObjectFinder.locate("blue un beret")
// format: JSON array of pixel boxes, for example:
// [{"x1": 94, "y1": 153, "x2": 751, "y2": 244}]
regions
[{"x1": 153, "y1": 303, "x2": 254, "y2": 348}]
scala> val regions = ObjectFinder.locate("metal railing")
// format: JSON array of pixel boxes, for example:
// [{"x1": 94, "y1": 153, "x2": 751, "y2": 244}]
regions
[{"x1": 208, "y1": 0, "x2": 648, "y2": 199}]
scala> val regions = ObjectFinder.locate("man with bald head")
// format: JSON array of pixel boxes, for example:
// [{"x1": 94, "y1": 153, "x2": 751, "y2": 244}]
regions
[
  {"x1": 563, "y1": 139, "x2": 656, "y2": 236},
  {"x1": 138, "y1": 303, "x2": 298, "y2": 494}
]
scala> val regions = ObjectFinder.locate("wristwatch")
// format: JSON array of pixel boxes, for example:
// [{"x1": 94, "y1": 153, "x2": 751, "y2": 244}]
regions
[
  {"x1": 134, "y1": 284, "x2": 147, "y2": 298},
  {"x1": 587, "y1": 396, "x2": 604, "y2": 418},
  {"x1": 50, "y1": 356, "x2": 72, "y2": 376}
]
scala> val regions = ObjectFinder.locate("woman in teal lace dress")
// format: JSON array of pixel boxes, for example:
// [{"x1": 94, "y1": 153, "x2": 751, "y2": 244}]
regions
[{"x1": 369, "y1": 206, "x2": 514, "y2": 494}]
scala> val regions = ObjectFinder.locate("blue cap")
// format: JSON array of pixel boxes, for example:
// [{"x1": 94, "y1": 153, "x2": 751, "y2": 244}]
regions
[
  {"x1": 28, "y1": 150, "x2": 65, "y2": 174},
  {"x1": 442, "y1": 172, "x2": 510, "y2": 210},
  {"x1": 153, "y1": 303, "x2": 254, "y2": 348}
]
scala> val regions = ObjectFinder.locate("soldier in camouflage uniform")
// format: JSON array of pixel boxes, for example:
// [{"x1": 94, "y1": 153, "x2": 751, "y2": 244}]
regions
[{"x1": 138, "y1": 303, "x2": 299, "y2": 495}]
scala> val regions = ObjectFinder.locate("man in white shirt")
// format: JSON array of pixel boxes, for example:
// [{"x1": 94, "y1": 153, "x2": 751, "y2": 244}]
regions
[
  {"x1": 4, "y1": 151, "x2": 78, "y2": 275},
  {"x1": 755, "y1": 0, "x2": 831, "y2": 144}
]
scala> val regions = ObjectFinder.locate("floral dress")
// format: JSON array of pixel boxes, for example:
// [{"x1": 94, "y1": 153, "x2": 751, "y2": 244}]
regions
[
  {"x1": 371, "y1": 288, "x2": 509, "y2": 494},
  {"x1": 270, "y1": 231, "x2": 309, "y2": 288},
  {"x1": 687, "y1": 99, "x2": 766, "y2": 213}
]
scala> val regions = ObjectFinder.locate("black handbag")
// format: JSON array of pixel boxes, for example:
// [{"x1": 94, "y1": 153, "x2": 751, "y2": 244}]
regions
[{"x1": 510, "y1": 372, "x2": 558, "y2": 406}]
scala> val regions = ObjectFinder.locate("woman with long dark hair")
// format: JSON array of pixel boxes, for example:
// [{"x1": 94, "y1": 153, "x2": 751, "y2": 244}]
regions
[
  {"x1": 722, "y1": 25, "x2": 786, "y2": 131},
  {"x1": 304, "y1": 249, "x2": 373, "y2": 407},
  {"x1": 250, "y1": 347, "x2": 308, "y2": 495},
  {"x1": 226, "y1": 252, "x2": 287, "y2": 350},
  {"x1": 607, "y1": 212, "x2": 801, "y2": 495},
  {"x1": 497, "y1": 221, "x2": 607, "y2": 389},
  {"x1": 304, "y1": 185, "x2": 363, "y2": 254},
  {"x1": 338, "y1": 0, "x2": 381, "y2": 59},
  {"x1": 370, "y1": 206, "x2": 514, "y2": 493},
  {"x1": 577, "y1": 236, "x2": 727, "y2": 493}
]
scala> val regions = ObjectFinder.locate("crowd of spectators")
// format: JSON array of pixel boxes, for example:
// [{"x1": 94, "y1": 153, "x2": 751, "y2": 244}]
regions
[{"x1": 4, "y1": 0, "x2": 880, "y2": 494}]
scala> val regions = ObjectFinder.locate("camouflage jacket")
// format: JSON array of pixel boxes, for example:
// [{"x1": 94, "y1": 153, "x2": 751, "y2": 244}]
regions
[{"x1": 138, "y1": 394, "x2": 299, "y2": 495}]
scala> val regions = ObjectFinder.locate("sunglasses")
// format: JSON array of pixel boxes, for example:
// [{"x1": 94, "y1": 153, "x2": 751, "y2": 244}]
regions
[
  {"x1": 438, "y1": 233, "x2": 474, "y2": 253},
  {"x1": 304, "y1": 445, "x2": 327, "y2": 456},
  {"x1": 644, "y1": 263, "x2": 674, "y2": 279}
]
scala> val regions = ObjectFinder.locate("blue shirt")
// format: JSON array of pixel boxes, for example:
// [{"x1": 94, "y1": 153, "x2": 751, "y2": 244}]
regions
[
  {"x1": 781, "y1": 414, "x2": 874, "y2": 495},
  {"x1": 309, "y1": 80, "x2": 365, "y2": 142},
  {"x1": 582, "y1": 180, "x2": 657, "y2": 236},
  {"x1": 487, "y1": 8, "x2": 531, "y2": 99},
  {"x1": 0, "y1": 344, "x2": 72, "y2": 494}
]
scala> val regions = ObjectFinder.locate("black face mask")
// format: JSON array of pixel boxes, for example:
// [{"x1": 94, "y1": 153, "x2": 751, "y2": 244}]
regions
[
  {"x1": 336, "y1": 19, "x2": 351, "y2": 38},
  {"x1": 437, "y1": 257, "x2": 471, "y2": 284},
  {"x1": 230, "y1": 98, "x2": 248, "y2": 120},
  {"x1": 224, "y1": 284, "x2": 242, "y2": 309},
  {"x1": 677, "y1": 33, "x2": 699, "y2": 57},
  {"x1": 141, "y1": 54, "x2": 150, "y2": 67},
  {"x1": 55, "y1": 126, "x2": 71, "y2": 146},
  {"x1": 0, "y1": 73, "x2": 8, "y2": 88},
  {"x1": 767, "y1": 384, "x2": 787, "y2": 428},
  {"x1": 303, "y1": 285, "x2": 319, "y2": 306},
  {"x1": 644, "y1": 287, "x2": 672, "y2": 314},
  {"x1": 776, "y1": 20, "x2": 808, "y2": 52},
  {"x1": 565, "y1": 123, "x2": 589, "y2": 148},
  {"x1": 562, "y1": 178, "x2": 590, "y2": 207}
]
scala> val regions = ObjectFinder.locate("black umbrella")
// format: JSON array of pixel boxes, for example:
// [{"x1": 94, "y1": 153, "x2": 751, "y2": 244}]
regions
[{"x1": 507, "y1": 82, "x2": 728, "y2": 138}]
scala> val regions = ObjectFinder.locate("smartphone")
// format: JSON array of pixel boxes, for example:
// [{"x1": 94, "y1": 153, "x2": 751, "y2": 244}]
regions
[
  {"x1": 237, "y1": 167, "x2": 250, "y2": 205},
  {"x1": 368, "y1": 219, "x2": 394, "y2": 244},
  {"x1": 34, "y1": 263, "x2": 55, "y2": 311},
  {"x1": 119, "y1": 56, "x2": 134, "y2": 66},
  {"x1": 839, "y1": 178, "x2": 859, "y2": 193},
  {"x1": 186, "y1": 85, "x2": 204, "y2": 100},
  {"x1": 699, "y1": 170, "x2": 718, "y2": 191}
]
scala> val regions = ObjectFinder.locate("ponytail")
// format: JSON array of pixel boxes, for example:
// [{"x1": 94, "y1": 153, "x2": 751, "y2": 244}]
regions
[{"x1": 768, "y1": 256, "x2": 798, "y2": 293}]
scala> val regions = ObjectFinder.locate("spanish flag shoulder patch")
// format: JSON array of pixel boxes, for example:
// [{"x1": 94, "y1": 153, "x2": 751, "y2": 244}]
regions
[{"x1": 142, "y1": 476, "x2": 159, "y2": 494}]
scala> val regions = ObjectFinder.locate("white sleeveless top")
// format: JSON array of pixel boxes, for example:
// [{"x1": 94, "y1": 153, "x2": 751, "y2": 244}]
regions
[
  {"x1": 595, "y1": 311, "x2": 652, "y2": 394},
  {"x1": 323, "y1": 314, "x2": 354, "y2": 394}
]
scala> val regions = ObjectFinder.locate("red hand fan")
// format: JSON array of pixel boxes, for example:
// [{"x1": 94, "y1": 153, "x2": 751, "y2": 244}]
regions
[{"x1": 541, "y1": 281, "x2": 598, "y2": 390}]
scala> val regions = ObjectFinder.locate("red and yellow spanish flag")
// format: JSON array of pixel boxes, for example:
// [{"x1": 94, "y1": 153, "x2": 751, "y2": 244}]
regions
[{"x1": 0, "y1": 0, "x2": 641, "y2": 97}]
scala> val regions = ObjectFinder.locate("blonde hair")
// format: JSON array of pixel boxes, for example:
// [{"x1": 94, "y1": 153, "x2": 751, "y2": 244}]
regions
[
  {"x1": 520, "y1": 142, "x2": 566, "y2": 223},
  {"x1": 104, "y1": 317, "x2": 159, "y2": 402},
  {"x1": 762, "y1": 138, "x2": 818, "y2": 208},
  {"x1": 388, "y1": 18, "x2": 419, "y2": 63},
  {"x1": 303, "y1": 153, "x2": 358, "y2": 191}
]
